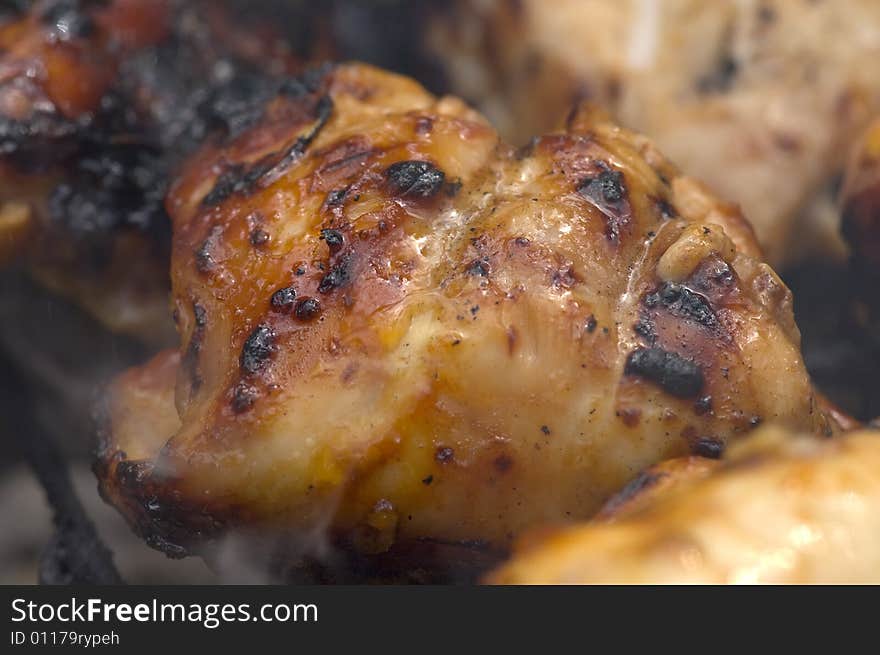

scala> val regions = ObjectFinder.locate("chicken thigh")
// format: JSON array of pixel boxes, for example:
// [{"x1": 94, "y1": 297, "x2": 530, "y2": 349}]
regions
[{"x1": 96, "y1": 63, "x2": 838, "y2": 579}]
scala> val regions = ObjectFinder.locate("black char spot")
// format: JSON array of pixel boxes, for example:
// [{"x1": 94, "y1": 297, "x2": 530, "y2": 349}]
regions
[
  {"x1": 578, "y1": 168, "x2": 626, "y2": 205},
  {"x1": 318, "y1": 254, "x2": 353, "y2": 293},
  {"x1": 270, "y1": 287, "x2": 298, "y2": 313},
  {"x1": 577, "y1": 167, "x2": 630, "y2": 241},
  {"x1": 634, "y1": 317, "x2": 657, "y2": 344},
  {"x1": 231, "y1": 382, "x2": 259, "y2": 413},
  {"x1": 241, "y1": 324, "x2": 276, "y2": 375},
  {"x1": 692, "y1": 437, "x2": 724, "y2": 459},
  {"x1": 625, "y1": 347, "x2": 704, "y2": 398},
  {"x1": 646, "y1": 283, "x2": 717, "y2": 329},
  {"x1": 385, "y1": 160, "x2": 445, "y2": 198},
  {"x1": 201, "y1": 91, "x2": 333, "y2": 207},
  {"x1": 326, "y1": 188, "x2": 347, "y2": 206},
  {"x1": 295, "y1": 297, "x2": 321, "y2": 320},
  {"x1": 320, "y1": 228, "x2": 344, "y2": 252}
]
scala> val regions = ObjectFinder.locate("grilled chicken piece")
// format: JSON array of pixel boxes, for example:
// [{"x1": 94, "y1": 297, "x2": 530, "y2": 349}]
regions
[
  {"x1": 427, "y1": 0, "x2": 880, "y2": 265},
  {"x1": 0, "y1": 0, "x2": 322, "y2": 342},
  {"x1": 96, "y1": 63, "x2": 839, "y2": 579},
  {"x1": 488, "y1": 426, "x2": 880, "y2": 584}
]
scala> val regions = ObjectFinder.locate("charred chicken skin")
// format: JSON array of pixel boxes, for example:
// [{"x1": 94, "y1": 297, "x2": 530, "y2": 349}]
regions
[
  {"x1": 96, "y1": 63, "x2": 838, "y2": 577},
  {"x1": 0, "y1": 0, "x2": 319, "y2": 342},
  {"x1": 427, "y1": 0, "x2": 880, "y2": 265},
  {"x1": 489, "y1": 426, "x2": 880, "y2": 584}
]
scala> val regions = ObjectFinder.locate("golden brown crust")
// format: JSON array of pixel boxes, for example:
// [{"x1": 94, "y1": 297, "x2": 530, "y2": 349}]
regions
[{"x1": 96, "y1": 63, "x2": 836, "y2": 574}]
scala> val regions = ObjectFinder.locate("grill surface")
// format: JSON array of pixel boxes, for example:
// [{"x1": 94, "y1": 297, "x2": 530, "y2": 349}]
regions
[{"x1": 2, "y1": 354, "x2": 122, "y2": 584}]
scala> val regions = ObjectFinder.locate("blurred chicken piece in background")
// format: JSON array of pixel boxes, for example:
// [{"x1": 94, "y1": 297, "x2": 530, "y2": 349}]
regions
[
  {"x1": 427, "y1": 0, "x2": 880, "y2": 266},
  {"x1": 489, "y1": 426, "x2": 880, "y2": 584}
]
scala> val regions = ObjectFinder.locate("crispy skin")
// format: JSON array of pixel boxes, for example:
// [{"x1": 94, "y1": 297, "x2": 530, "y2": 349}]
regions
[
  {"x1": 0, "y1": 0, "x2": 314, "y2": 342},
  {"x1": 488, "y1": 426, "x2": 880, "y2": 584},
  {"x1": 427, "y1": 0, "x2": 880, "y2": 264},
  {"x1": 96, "y1": 64, "x2": 838, "y2": 575}
]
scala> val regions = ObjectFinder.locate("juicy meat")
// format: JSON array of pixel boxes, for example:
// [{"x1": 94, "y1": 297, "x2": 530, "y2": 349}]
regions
[
  {"x1": 0, "y1": 0, "x2": 318, "y2": 342},
  {"x1": 488, "y1": 426, "x2": 880, "y2": 584},
  {"x1": 427, "y1": 0, "x2": 880, "y2": 264},
  {"x1": 95, "y1": 63, "x2": 839, "y2": 577}
]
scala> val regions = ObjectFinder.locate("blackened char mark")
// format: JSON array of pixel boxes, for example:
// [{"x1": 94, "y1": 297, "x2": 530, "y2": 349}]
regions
[
  {"x1": 201, "y1": 92, "x2": 334, "y2": 207},
  {"x1": 633, "y1": 316, "x2": 657, "y2": 344},
  {"x1": 577, "y1": 165, "x2": 631, "y2": 242},
  {"x1": 320, "y1": 228, "x2": 345, "y2": 252},
  {"x1": 257, "y1": 94, "x2": 334, "y2": 188},
  {"x1": 231, "y1": 382, "x2": 259, "y2": 414},
  {"x1": 195, "y1": 225, "x2": 223, "y2": 274},
  {"x1": 295, "y1": 297, "x2": 320, "y2": 320},
  {"x1": 325, "y1": 188, "x2": 348, "y2": 207},
  {"x1": 270, "y1": 286, "x2": 298, "y2": 313},
  {"x1": 241, "y1": 324, "x2": 276, "y2": 375},
  {"x1": 182, "y1": 302, "x2": 207, "y2": 394},
  {"x1": 645, "y1": 282, "x2": 717, "y2": 329},
  {"x1": 688, "y1": 257, "x2": 735, "y2": 293},
  {"x1": 385, "y1": 160, "x2": 446, "y2": 198},
  {"x1": 625, "y1": 347, "x2": 704, "y2": 398},
  {"x1": 319, "y1": 253, "x2": 353, "y2": 293},
  {"x1": 200, "y1": 163, "x2": 251, "y2": 207},
  {"x1": 692, "y1": 437, "x2": 724, "y2": 459}
]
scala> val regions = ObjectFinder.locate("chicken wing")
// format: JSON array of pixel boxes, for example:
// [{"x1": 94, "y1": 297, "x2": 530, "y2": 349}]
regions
[
  {"x1": 95, "y1": 63, "x2": 839, "y2": 579},
  {"x1": 426, "y1": 0, "x2": 880, "y2": 265},
  {"x1": 488, "y1": 426, "x2": 880, "y2": 584}
]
